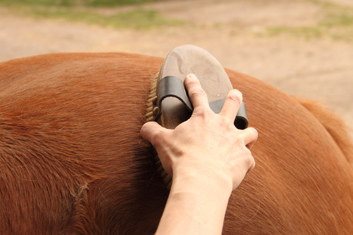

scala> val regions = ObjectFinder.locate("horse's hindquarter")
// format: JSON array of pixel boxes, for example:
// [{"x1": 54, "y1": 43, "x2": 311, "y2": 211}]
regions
[
  {"x1": 0, "y1": 53, "x2": 352, "y2": 234},
  {"x1": 226, "y1": 69, "x2": 353, "y2": 234}
]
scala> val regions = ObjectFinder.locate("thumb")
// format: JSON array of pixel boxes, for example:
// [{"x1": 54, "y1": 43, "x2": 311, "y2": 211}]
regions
[{"x1": 140, "y1": 121, "x2": 168, "y2": 147}]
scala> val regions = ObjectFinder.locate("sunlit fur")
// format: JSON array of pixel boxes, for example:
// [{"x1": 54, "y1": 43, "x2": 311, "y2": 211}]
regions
[{"x1": 0, "y1": 53, "x2": 352, "y2": 234}]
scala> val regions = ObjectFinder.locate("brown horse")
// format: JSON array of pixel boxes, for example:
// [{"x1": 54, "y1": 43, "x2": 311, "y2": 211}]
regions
[{"x1": 0, "y1": 53, "x2": 352, "y2": 234}]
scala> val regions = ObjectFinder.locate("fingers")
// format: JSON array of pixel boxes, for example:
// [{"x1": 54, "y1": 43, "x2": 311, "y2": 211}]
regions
[
  {"x1": 219, "y1": 89, "x2": 243, "y2": 123},
  {"x1": 140, "y1": 121, "x2": 170, "y2": 148},
  {"x1": 184, "y1": 74, "x2": 209, "y2": 108},
  {"x1": 239, "y1": 127, "x2": 258, "y2": 149}
]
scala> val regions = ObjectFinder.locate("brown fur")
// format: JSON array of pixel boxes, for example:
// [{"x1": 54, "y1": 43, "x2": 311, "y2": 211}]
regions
[
  {"x1": 293, "y1": 98, "x2": 353, "y2": 168},
  {"x1": 0, "y1": 53, "x2": 352, "y2": 234}
]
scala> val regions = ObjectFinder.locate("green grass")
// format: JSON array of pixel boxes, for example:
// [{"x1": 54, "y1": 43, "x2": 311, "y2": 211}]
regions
[
  {"x1": 0, "y1": 0, "x2": 163, "y2": 7},
  {"x1": 267, "y1": 26, "x2": 324, "y2": 40},
  {"x1": 1, "y1": 0, "x2": 352, "y2": 40},
  {"x1": 0, "y1": 0, "x2": 184, "y2": 29},
  {"x1": 88, "y1": 0, "x2": 162, "y2": 7},
  {"x1": 322, "y1": 12, "x2": 353, "y2": 27},
  {"x1": 266, "y1": 12, "x2": 353, "y2": 41},
  {"x1": 264, "y1": 0, "x2": 353, "y2": 41},
  {"x1": 30, "y1": 7, "x2": 183, "y2": 29}
]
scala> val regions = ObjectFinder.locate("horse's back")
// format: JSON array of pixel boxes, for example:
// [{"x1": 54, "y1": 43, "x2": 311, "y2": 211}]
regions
[{"x1": 0, "y1": 53, "x2": 352, "y2": 234}]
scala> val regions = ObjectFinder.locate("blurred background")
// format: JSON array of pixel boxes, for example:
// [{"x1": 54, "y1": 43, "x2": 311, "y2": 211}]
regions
[{"x1": 0, "y1": 0, "x2": 352, "y2": 135}]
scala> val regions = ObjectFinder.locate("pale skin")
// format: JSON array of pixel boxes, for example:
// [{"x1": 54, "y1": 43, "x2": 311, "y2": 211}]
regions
[{"x1": 140, "y1": 74, "x2": 258, "y2": 235}]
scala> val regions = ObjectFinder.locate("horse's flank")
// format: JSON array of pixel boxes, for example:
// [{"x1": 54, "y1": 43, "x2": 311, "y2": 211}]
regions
[{"x1": 0, "y1": 53, "x2": 352, "y2": 234}]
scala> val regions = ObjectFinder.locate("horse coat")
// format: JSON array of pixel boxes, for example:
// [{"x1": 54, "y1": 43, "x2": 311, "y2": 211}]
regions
[{"x1": 0, "y1": 53, "x2": 352, "y2": 234}]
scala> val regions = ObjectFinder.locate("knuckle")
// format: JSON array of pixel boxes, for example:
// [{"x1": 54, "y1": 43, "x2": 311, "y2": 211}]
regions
[
  {"x1": 234, "y1": 135, "x2": 246, "y2": 146},
  {"x1": 150, "y1": 129, "x2": 164, "y2": 146},
  {"x1": 189, "y1": 87, "x2": 207, "y2": 99},
  {"x1": 219, "y1": 115, "x2": 233, "y2": 129},
  {"x1": 227, "y1": 90, "x2": 243, "y2": 105},
  {"x1": 192, "y1": 105, "x2": 211, "y2": 118},
  {"x1": 244, "y1": 157, "x2": 255, "y2": 172},
  {"x1": 241, "y1": 148, "x2": 254, "y2": 167}
]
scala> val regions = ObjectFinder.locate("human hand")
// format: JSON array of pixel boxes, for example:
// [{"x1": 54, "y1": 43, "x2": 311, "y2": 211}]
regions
[{"x1": 140, "y1": 74, "x2": 257, "y2": 192}]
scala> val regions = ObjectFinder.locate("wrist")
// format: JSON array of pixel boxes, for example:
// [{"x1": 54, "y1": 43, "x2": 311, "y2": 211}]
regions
[
  {"x1": 156, "y1": 157, "x2": 233, "y2": 235},
  {"x1": 171, "y1": 159, "x2": 233, "y2": 197}
]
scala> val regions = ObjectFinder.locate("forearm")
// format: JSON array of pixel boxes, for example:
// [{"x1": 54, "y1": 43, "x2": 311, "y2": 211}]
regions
[{"x1": 155, "y1": 163, "x2": 232, "y2": 235}]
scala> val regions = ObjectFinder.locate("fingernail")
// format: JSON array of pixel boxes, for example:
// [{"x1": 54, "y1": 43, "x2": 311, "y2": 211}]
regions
[{"x1": 187, "y1": 73, "x2": 196, "y2": 80}]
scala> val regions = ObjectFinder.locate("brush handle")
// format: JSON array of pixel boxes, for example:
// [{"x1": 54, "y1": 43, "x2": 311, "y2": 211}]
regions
[{"x1": 154, "y1": 76, "x2": 249, "y2": 130}]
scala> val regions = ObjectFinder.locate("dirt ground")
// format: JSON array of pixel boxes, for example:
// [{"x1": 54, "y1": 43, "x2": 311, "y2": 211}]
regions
[{"x1": 0, "y1": 0, "x2": 352, "y2": 136}]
